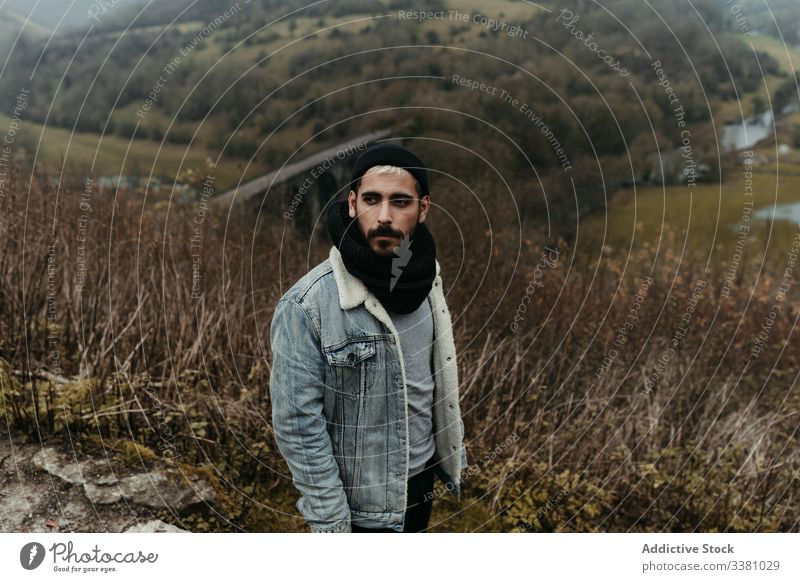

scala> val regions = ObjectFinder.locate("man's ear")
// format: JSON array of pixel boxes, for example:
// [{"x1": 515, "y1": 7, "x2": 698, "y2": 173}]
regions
[
  {"x1": 418, "y1": 194, "x2": 430, "y2": 223},
  {"x1": 348, "y1": 190, "x2": 357, "y2": 219}
]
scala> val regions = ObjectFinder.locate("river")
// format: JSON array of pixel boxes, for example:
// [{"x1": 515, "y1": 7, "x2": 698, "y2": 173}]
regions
[{"x1": 722, "y1": 110, "x2": 774, "y2": 151}]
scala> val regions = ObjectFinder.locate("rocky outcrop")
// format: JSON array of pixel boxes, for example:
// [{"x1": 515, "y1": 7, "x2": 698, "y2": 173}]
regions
[
  {"x1": 1, "y1": 437, "x2": 216, "y2": 532},
  {"x1": 31, "y1": 447, "x2": 216, "y2": 511}
]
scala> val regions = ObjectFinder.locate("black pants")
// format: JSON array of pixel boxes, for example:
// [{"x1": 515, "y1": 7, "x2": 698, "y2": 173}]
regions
[{"x1": 351, "y1": 459, "x2": 435, "y2": 533}]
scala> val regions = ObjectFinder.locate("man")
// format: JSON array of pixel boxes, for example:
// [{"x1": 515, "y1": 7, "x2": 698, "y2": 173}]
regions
[{"x1": 269, "y1": 142, "x2": 468, "y2": 533}]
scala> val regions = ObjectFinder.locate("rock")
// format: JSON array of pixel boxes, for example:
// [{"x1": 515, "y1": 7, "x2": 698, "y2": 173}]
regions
[
  {"x1": 124, "y1": 519, "x2": 186, "y2": 533},
  {"x1": 123, "y1": 472, "x2": 216, "y2": 511},
  {"x1": 0, "y1": 482, "x2": 45, "y2": 531},
  {"x1": 3, "y1": 435, "x2": 217, "y2": 532},
  {"x1": 31, "y1": 448, "x2": 88, "y2": 485},
  {"x1": 83, "y1": 481, "x2": 123, "y2": 505},
  {"x1": 29, "y1": 445, "x2": 217, "y2": 512},
  {"x1": 84, "y1": 470, "x2": 216, "y2": 511},
  {"x1": 94, "y1": 473, "x2": 119, "y2": 486}
]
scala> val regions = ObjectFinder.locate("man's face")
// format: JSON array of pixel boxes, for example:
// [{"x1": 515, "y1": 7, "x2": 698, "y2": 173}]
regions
[{"x1": 348, "y1": 170, "x2": 430, "y2": 258}]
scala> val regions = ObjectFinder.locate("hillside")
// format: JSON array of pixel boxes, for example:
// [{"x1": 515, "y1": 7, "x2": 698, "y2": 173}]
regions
[
  {"x1": 2, "y1": 0, "x2": 142, "y2": 31},
  {"x1": 0, "y1": 7, "x2": 50, "y2": 60},
  {"x1": 0, "y1": 0, "x2": 788, "y2": 217}
]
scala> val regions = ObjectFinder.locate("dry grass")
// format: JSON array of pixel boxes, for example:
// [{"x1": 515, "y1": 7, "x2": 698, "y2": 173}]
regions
[{"x1": 1, "y1": 161, "x2": 798, "y2": 532}]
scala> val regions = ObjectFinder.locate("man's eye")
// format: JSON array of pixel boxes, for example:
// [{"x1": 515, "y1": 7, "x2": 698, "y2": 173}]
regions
[{"x1": 394, "y1": 199, "x2": 411, "y2": 206}]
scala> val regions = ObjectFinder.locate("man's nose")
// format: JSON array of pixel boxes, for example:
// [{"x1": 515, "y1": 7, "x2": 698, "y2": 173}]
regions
[{"x1": 377, "y1": 200, "x2": 392, "y2": 224}]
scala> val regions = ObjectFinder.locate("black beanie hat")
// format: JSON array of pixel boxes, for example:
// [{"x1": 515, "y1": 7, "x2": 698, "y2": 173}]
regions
[{"x1": 350, "y1": 142, "x2": 429, "y2": 198}]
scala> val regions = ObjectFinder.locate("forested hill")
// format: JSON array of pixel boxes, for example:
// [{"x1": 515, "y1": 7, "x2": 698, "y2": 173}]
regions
[{"x1": 0, "y1": 0, "x2": 791, "y2": 223}]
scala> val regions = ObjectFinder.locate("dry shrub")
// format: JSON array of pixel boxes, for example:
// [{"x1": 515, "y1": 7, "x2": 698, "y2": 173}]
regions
[{"x1": 1, "y1": 162, "x2": 797, "y2": 531}]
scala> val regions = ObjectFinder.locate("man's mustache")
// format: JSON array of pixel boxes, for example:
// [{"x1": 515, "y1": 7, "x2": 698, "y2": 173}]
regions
[{"x1": 369, "y1": 227, "x2": 403, "y2": 239}]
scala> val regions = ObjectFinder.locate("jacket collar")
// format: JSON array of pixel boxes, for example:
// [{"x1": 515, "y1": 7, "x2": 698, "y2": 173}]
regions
[{"x1": 329, "y1": 245, "x2": 441, "y2": 311}]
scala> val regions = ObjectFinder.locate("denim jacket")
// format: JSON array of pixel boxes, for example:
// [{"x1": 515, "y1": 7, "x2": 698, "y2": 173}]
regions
[{"x1": 269, "y1": 245, "x2": 468, "y2": 532}]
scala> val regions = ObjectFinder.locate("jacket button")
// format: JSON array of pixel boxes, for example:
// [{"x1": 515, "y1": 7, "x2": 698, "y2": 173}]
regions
[
  {"x1": 446, "y1": 356, "x2": 452, "y2": 361},
  {"x1": 448, "y1": 404, "x2": 454, "y2": 409}
]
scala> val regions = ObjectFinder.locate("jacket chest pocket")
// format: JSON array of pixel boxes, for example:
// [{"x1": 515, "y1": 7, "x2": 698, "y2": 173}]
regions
[{"x1": 324, "y1": 340, "x2": 377, "y2": 400}]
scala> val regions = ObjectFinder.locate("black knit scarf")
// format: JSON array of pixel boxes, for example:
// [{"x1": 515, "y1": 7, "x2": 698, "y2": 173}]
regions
[{"x1": 326, "y1": 199, "x2": 436, "y2": 315}]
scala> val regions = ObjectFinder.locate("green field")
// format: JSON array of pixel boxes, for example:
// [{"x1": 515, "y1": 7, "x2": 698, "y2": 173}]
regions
[
  {"x1": 578, "y1": 159, "x2": 800, "y2": 267},
  {"x1": 0, "y1": 112, "x2": 260, "y2": 190},
  {"x1": 744, "y1": 33, "x2": 800, "y2": 77}
]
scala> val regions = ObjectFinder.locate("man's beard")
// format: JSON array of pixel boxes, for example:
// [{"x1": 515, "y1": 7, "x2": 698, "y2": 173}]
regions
[
  {"x1": 370, "y1": 228, "x2": 414, "y2": 257},
  {"x1": 356, "y1": 204, "x2": 419, "y2": 257}
]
